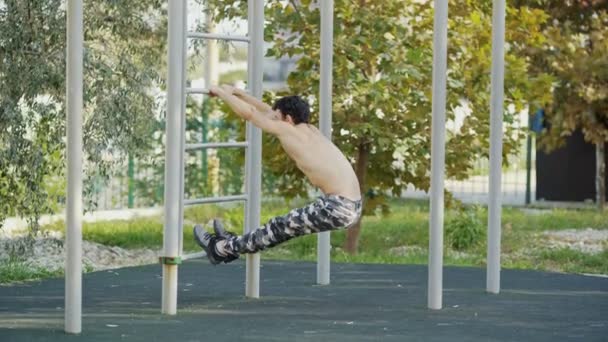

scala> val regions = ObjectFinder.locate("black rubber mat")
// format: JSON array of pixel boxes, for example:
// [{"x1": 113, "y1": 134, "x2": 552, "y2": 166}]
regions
[{"x1": 1, "y1": 260, "x2": 606, "y2": 341}]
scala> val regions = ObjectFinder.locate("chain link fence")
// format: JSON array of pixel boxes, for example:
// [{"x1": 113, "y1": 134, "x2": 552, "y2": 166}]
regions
[
  {"x1": 402, "y1": 141, "x2": 535, "y2": 206},
  {"x1": 94, "y1": 135, "x2": 535, "y2": 210}
]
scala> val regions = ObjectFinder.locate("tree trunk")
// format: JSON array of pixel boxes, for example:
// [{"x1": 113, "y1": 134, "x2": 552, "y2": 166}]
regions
[
  {"x1": 344, "y1": 143, "x2": 369, "y2": 255},
  {"x1": 596, "y1": 141, "x2": 606, "y2": 211}
]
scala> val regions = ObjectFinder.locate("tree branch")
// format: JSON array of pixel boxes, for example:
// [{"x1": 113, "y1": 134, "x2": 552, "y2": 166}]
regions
[
  {"x1": 289, "y1": 0, "x2": 304, "y2": 23},
  {"x1": 340, "y1": 45, "x2": 369, "y2": 78}
]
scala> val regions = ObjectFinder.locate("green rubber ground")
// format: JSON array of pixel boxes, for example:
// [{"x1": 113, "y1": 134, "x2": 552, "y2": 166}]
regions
[{"x1": 1, "y1": 260, "x2": 607, "y2": 341}]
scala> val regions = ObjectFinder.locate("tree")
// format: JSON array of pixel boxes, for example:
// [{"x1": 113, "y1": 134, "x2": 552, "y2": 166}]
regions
[
  {"x1": 518, "y1": 0, "x2": 608, "y2": 210},
  {"x1": 0, "y1": 0, "x2": 166, "y2": 235},
  {"x1": 209, "y1": 0, "x2": 552, "y2": 253}
]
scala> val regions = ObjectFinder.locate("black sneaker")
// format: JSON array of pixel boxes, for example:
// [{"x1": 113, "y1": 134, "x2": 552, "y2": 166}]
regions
[
  {"x1": 212, "y1": 219, "x2": 236, "y2": 239},
  {"x1": 193, "y1": 221, "x2": 240, "y2": 265}
]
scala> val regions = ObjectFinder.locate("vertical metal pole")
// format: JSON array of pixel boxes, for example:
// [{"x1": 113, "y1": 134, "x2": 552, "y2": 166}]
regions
[
  {"x1": 201, "y1": 104, "x2": 209, "y2": 189},
  {"x1": 487, "y1": 0, "x2": 506, "y2": 295},
  {"x1": 428, "y1": 0, "x2": 448, "y2": 310},
  {"x1": 128, "y1": 156, "x2": 135, "y2": 208},
  {"x1": 201, "y1": 10, "x2": 218, "y2": 193},
  {"x1": 65, "y1": 0, "x2": 83, "y2": 334},
  {"x1": 162, "y1": 0, "x2": 185, "y2": 315},
  {"x1": 596, "y1": 141, "x2": 606, "y2": 211},
  {"x1": 204, "y1": 11, "x2": 220, "y2": 87},
  {"x1": 244, "y1": 0, "x2": 264, "y2": 299},
  {"x1": 178, "y1": 0, "x2": 188, "y2": 256},
  {"x1": 525, "y1": 111, "x2": 532, "y2": 205},
  {"x1": 594, "y1": 103, "x2": 606, "y2": 209},
  {"x1": 317, "y1": 0, "x2": 334, "y2": 286}
]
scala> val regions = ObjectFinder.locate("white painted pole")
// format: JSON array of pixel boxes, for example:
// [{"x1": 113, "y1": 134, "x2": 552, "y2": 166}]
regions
[
  {"x1": 317, "y1": 0, "x2": 334, "y2": 286},
  {"x1": 204, "y1": 12, "x2": 219, "y2": 87},
  {"x1": 244, "y1": 0, "x2": 264, "y2": 299},
  {"x1": 428, "y1": 0, "x2": 448, "y2": 310},
  {"x1": 204, "y1": 7, "x2": 220, "y2": 195},
  {"x1": 487, "y1": 0, "x2": 506, "y2": 295},
  {"x1": 177, "y1": 0, "x2": 188, "y2": 256},
  {"x1": 162, "y1": 0, "x2": 185, "y2": 315},
  {"x1": 65, "y1": 0, "x2": 83, "y2": 334}
]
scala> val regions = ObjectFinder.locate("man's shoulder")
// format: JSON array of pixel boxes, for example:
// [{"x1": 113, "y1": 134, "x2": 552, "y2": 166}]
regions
[
  {"x1": 293, "y1": 124, "x2": 321, "y2": 134},
  {"x1": 267, "y1": 119, "x2": 297, "y2": 138},
  {"x1": 290, "y1": 124, "x2": 322, "y2": 140}
]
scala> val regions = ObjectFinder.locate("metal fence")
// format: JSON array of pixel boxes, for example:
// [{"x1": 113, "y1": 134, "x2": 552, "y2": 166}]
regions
[
  {"x1": 94, "y1": 135, "x2": 535, "y2": 211},
  {"x1": 402, "y1": 143, "x2": 535, "y2": 206}
]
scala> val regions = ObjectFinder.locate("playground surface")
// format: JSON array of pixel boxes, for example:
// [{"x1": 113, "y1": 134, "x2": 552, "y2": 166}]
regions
[{"x1": 1, "y1": 260, "x2": 607, "y2": 341}]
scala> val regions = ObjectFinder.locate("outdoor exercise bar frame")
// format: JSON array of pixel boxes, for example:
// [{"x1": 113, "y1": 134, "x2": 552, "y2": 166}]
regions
[
  {"x1": 160, "y1": 0, "x2": 265, "y2": 313},
  {"x1": 428, "y1": 0, "x2": 505, "y2": 309},
  {"x1": 65, "y1": 0, "x2": 83, "y2": 334},
  {"x1": 64, "y1": 0, "x2": 505, "y2": 332}
]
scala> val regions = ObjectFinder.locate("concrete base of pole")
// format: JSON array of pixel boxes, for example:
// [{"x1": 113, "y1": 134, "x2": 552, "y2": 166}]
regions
[
  {"x1": 317, "y1": 232, "x2": 330, "y2": 285},
  {"x1": 64, "y1": 273, "x2": 82, "y2": 334},
  {"x1": 245, "y1": 254, "x2": 260, "y2": 298},
  {"x1": 161, "y1": 265, "x2": 178, "y2": 315}
]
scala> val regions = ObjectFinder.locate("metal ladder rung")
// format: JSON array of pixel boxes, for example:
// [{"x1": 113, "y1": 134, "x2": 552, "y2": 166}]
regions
[
  {"x1": 182, "y1": 251, "x2": 207, "y2": 261},
  {"x1": 184, "y1": 194, "x2": 248, "y2": 206},
  {"x1": 187, "y1": 32, "x2": 250, "y2": 43},
  {"x1": 186, "y1": 142, "x2": 248, "y2": 151},
  {"x1": 186, "y1": 87, "x2": 251, "y2": 95},
  {"x1": 186, "y1": 87, "x2": 209, "y2": 94}
]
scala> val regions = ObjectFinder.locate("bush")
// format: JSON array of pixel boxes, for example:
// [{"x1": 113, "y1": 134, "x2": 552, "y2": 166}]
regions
[{"x1": 446, "y1": 206, "x2": 485, "y2": 250}]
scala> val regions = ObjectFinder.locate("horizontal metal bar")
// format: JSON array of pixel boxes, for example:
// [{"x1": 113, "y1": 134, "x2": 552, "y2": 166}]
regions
[
  {"x1": 186, "y1": 87, "x2": 251, "y2": 96},
  {"x1": 185, "y1": 142, "x2": 249, "y2": 151},
  {"x1": 182, "y1": 251, "x2": 207, "y2": 261},
  {"x1": 186, "y1": 87, "x2": 209, "y2": 94},
  {"x1": 187, "y1": 32, "x2": 250, "y2": 43},
  {"x1": 184, "y1": 194, "x2": 248, "y2": 206}
]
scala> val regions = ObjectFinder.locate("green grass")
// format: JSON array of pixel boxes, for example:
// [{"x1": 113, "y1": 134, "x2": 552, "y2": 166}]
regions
[
  {"x1": 44, "y1": 218, "x2": 165, "y2": 249},
  {"x1": 32, "y1": 198, "x2": 608, "y2": 279},
  {"x1": 42, "y1": 198, "x2": 302, "y2": 252},
  {"x1": 536, "y1": 249, "x2": 608, "y2": 274},
  {"x1": 219, "y1": 70, "x2": 248, "y2": 84},
  {"x1": 502, "y1": 207, "x2": 608, "y2": 231},
  {"x1": 0, "y1": 259, "x2": 63, "y2": 284}
]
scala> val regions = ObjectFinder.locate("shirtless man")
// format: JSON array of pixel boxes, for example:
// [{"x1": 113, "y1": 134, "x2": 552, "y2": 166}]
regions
[{"x1": 193, "y1": 85, "x2": 362, "y2": 264}]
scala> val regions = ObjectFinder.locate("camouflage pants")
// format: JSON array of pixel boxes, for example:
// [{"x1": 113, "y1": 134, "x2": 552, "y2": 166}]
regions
[{"x1": 225, "y1": 195, "x2": 362, "y2": 255}]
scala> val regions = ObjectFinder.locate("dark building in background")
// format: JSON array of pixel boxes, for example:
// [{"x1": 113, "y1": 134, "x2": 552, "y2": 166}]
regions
[{"x1": 536, "y1": 129, "x2": 608, "y2": 202}]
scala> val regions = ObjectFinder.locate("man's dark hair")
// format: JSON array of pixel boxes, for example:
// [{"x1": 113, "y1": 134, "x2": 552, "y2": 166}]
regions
[{"x1": 272, "y1": 95, "x2": 310, "y2": 124}]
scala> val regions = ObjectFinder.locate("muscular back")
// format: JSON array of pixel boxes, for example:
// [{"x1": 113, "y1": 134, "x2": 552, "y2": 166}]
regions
[
  {"x1": 209, "y1": 87, "x2": 360, "y2": 200},
  {"x1": 277, "y1": 124, "x2": 361, "y2": 201}
]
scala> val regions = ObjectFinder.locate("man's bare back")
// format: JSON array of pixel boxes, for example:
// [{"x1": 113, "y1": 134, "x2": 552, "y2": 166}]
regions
[
  {"x1": 194, "y1": 86, "x2": 363, "y2": 265},
  {"x1": 210, "y1": 85, "x2": 361, "y2": 201},
  {"x1": 277, "y1": 124, "x2": 360, "y2": 200}
]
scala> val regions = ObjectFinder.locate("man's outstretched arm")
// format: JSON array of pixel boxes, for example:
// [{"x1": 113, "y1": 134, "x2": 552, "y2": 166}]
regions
[
  {"x1": 233, "y1": 88, "x2": 272, "y2": 112},
  {"x1": 226, "y1": 86, "x2": 279, "y2": 120},
  {"x1": 210, "y1": 85, "x2": 287, "y2": 136}
]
